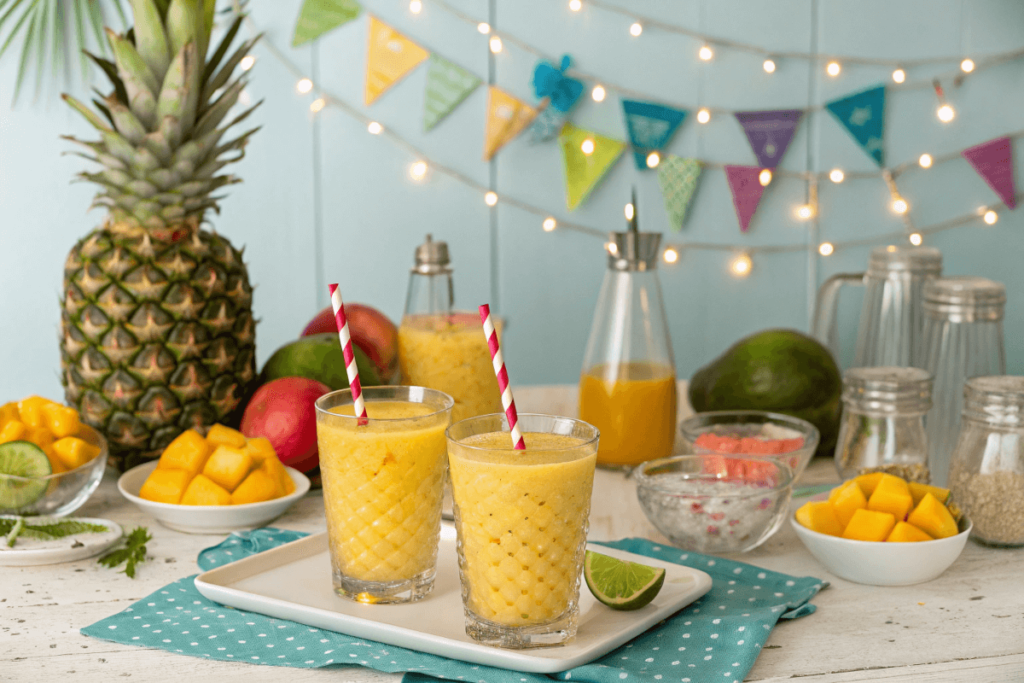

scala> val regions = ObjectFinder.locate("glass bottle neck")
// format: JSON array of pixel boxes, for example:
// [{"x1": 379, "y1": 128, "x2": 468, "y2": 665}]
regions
[{"x1": 404, "y1": 271, "x2": 454, "y2": 317}]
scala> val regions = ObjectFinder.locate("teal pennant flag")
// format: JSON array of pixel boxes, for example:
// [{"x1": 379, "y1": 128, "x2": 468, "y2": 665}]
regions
[
  {"x1": 423, "y1": 54, "x2": 481, "y2": 131},
  {"x1": 622, "y1": 99, "x2": 688, "y2": 169},
  {"x1": 826, "y1": 85, "x2": 886, "y2": 167}
]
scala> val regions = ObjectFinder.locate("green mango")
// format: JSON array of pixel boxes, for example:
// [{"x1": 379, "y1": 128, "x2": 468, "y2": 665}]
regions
[
  {"x1": 259, "y1": 333, "x2": 382, "y2": 391},
  {"x1": 688, "y1": 328, "x2": 843, "y2": 454}
]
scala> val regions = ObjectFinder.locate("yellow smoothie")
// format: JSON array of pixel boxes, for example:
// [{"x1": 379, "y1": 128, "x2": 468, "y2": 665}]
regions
[
  {"x1": 398, "y1": 313, "x2": 503, "y2": 424},
  {"x1": 448, "y1": 432, "x2": 597, "y2": 627},
  {"x1": 317, "y1": 401, "x2": 449, "y2": 585}
]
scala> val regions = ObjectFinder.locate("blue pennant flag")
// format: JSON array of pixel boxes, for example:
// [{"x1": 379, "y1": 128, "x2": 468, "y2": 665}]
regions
[
  {"x1": 622, "y1": 100, "x2": 688, "y2": 169},
  {"x1": 825, "y1": 85, "x2": 886, "y2": 167}
]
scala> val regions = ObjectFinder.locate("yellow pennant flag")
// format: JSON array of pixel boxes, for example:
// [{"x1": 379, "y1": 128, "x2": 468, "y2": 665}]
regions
[
  {"x1": 560, "y1": 123, "x2": 625, "y2": 210},
  {"x1": 365, "y1": 16, "x2": 429, "y2": 105},
  {"x1": 483, "y1": 86, "x2": 537, "y2": 161}
]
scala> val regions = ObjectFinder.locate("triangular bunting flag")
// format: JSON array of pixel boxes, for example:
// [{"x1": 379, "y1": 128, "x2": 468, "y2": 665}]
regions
[
  {"x1": 365, "y1": 17, "x2": 429, "y2": 105},
  {"x1": 559, "y1": 123, "x2": 625, "y2": 210},
  {"x1": 484, "y1": 87, "x2": 537, "y2": 160},
  {"x1": 657, "y1": 156, "x2": 703, "y2": 230},
  {"x1": 962, "y1": 136, "x2": 1017, "y2": 209},
  {"x1": 825, "y1": 85, "x2": 886, "y2": 167},
  {"x1": 734, "y1": 109, "x2": 802, "y2": 168},
  {"x1": 724, "y1": 165, "x2": 765, "y2": 233},
  {"x1": 528, "y1": 105, "x2": 569, "y2": 143},
  {"x1": 423, "y1": 54, "x2": 481, "y2": 131},
  {"x1": 622, "y1": 100, "x2": 688, "y2": 169},
  {"x1": 292, "y1": 0, "x2": 362, "y2": 47}
]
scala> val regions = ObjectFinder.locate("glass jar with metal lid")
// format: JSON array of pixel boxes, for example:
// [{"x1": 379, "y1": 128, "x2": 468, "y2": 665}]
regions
[
  {"x1": 834, "y1": 366, "x2": 933, "y2": 482},
  {"x1": 948, "y1": 376, "x2": 1024, "y2": 547}
]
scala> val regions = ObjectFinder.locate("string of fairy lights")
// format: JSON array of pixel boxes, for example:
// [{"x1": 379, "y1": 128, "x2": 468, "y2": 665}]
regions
[{"x1": 234, "y1": 4, "x2": 1022, "y2": 278}]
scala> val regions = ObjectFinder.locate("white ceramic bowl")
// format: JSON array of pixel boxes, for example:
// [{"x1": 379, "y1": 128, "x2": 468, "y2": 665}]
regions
[
  {"x1": 790, "y1": 514, "x2": 972, "y2": 586},
  {"x1": 118, "y1": 461, "x2": 310, "y2": 534}
]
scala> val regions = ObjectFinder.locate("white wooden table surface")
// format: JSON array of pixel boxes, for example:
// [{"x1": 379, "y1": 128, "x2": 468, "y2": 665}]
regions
[{"x1": 3, "y1": 384, "x2": 1022, "y2": 682}]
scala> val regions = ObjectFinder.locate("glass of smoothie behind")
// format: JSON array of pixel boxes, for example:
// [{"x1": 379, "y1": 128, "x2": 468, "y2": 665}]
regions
[
  {"x1": 315, "y1": 386, "x2": 454, "y2": 604},
  {"x1": 447, "y1": 413, "x2": 599, "y2": 648}
]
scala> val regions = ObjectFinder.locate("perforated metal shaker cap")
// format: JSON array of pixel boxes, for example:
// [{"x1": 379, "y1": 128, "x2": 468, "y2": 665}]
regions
[
  {"x1": 923, "y1": 276, "x2": 1005, "y2": 322},
  {"x1": 412, "y1": 234, "x2": 451, "y2": 274},
  {"x1": 842, "y1": 366, "x2": 933, "y2": 414},
  {"x1": 867, "y1": 245, "x2": 942, "y2": 277}
]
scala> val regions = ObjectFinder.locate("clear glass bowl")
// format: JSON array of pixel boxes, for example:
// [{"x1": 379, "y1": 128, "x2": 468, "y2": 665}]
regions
[
  {"x1": 634, "y1": 455, "x2": 794, "y2": 554},
  {"x1": 0, "y1": 426, "x2": 108, "y2": 517},
  {"x1": 678, "y1": 410, "x2": 819, "y2": 481}
]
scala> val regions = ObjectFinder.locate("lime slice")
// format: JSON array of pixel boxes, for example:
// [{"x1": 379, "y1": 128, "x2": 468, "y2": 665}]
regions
[
  {"x1": 585, "y1": 550, "x2": 666, "y2": 610},
  {"x1": 0, "y1": 441, "x2": 51, "y2": 510}
]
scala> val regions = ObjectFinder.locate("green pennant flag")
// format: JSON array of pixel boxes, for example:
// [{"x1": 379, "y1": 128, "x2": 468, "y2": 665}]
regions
[
  {"x1": 657, "y1": 156, "x2": 703, "y2": 230},
  {"x1": 423, "y1": 54, "x2": 482, "y2": 132},
  {"x1": 559, "y1": 123, "x2": 624, "y2": 211},
  {"x1": 292, "y1": 0, "x2": 362, "y2": 47}
]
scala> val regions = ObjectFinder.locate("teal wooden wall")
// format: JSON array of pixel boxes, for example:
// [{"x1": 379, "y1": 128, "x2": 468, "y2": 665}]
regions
[{"x1": 2, "y1": 0, "x2": 1024, "y2": 400}]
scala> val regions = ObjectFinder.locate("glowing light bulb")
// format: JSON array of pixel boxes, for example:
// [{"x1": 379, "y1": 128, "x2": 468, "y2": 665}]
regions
[
  {"x1": 296, "y1": 78, "x2": 313, "y2": 94},
  {"x1": 477, "y1": 22, "x2": 490, "y2": 34},
  {"x1": 489, "y1": 36, "x2": 503, "y2": 53},
  {"x1": 624, "y1": 203, "x2": 634, "y2": 220},
  {"x1": 629, "y1": 22, "x2": 643, "y2": 37},
  {"x1": 591, "y1": 85, "x2": 606, "y2": 102},
  {"x1": 984, "y1": 210, "x2": 998, "y2": 225},
  {"x1": 826, "y1": 61, "x2": 841, "y2": 77},
  {"x1": 961, "y1": 58, "x2": 975, "y2": 73},
  {"x1": 309, "y1": 98, "x2": 325, "y2": 113},
  {"x1": 919, "y1": 153, "x2": 933, "y2": 168},
  {"x1": 937, "y1": 104, "x2": 955, "y2": 122},
  {"x1": 581, "y1": 138, "x2": 595, "y2": 155},
  {"x1": 696, "y1": 108, "x2": 710, "y2": 124},
  {"x1": 818, "y1": 242, "x2": 834, "y2": 256},
  {"x1": 646, "y1": 151, "x2": 661, "y2": 168},
  {"x1": 484, "y1": 191, "x2": 498, "y2": 206},
  {"x1": 409, "y1": 161, "x2": 427, "y2": 180},
  {"x1": 730, "y1": 253, "x2": 753, "y2": 277},
  {"x1": 569, "y1": 0, "x2": 582, "y2": 10},
  {"x1": 543, "y1": 217, "x2": 557, "y2": 231},
  {"x1": 240, "y1": 55, "x2": 256, "y2": 71},
  {"x1": 238, "y1": 89, "x2": 251, "y2": 106},
  {"x1": 663, "y1": 247, "x2": 679, "y2": 264},
  {"x1": 606, "y1": 241, "x2": 618, "y2": 255},
  {"x1": 409, "y1": 0, "x2": 422, "y2": 13},
  {"x1": 763, "y1": 59, "x2": 776, "y2": 73},
  {"x1": 367, "y1": 121, "x2": 383, "y2": 134},
  {"x1": 698, "y1": 45, "x2": 713, "y2": 61},
  {"x1": 892, "y1": 68, "x2": 905, "y2": 83},
  {"x1": 909, "y1": 232, "x2": 923, "y2": 245},
  {"x1": 829, "y1": 169, "x2": 845, "y2": 183},
  {"x1": 796, "y1": 204, "x2": 814, "y2": 220},
  {"x1": 892, "y1": 198, "x2": 909, "y2": 214},
  {"x1": 758, "y1": 169, "x2": 772, "y2": 186}
]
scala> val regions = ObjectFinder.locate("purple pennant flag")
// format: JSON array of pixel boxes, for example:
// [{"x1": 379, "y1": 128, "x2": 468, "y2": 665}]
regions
[
  {"x1": 962, "y1": 136, "x2": 1017, "y2": 209},
  {"x1": 734, "y1": 109, "x2": 802, "y2": 169},
  {"x1": 725, "y1": 165, "x2": 765, "y2": 233}
]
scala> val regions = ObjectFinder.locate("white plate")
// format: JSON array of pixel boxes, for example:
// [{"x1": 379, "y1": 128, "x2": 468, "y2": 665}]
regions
[
  {"x1": 0, "y1": 516, "x2": 123, "y2": 566},
  {"x1": 195, "y1": 525, "x2": 712, "y2": 673},
  {"x1": 118, "y1": 461, "x2": 311, "y2": 535}
]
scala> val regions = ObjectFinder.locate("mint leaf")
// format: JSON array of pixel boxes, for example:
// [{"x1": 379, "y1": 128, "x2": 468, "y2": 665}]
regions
[
  {"x1": 98, "y1": 526, "x2": 151, "y2": 578},
  {"x1": 0, "y1": 517, "x2": 109, "y2": 546}
]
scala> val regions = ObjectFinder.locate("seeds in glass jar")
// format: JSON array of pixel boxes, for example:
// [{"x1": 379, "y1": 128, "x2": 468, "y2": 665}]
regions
[{"x1": 950, "y1": 470, "x2": 1024, "y2": 546}]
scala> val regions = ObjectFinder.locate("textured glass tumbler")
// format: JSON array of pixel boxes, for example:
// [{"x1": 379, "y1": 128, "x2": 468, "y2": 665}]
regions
[
  {"x1": 447, "y1": 413, "x2": 599, "y2": 649},
  {"x1": 315, "y1": 386, "x2": 453, "y2": 604}
]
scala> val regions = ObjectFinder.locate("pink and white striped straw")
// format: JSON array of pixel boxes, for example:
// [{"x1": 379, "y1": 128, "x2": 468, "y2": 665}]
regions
[
  {"x1": 479, "y1": 304, "x2": 525, "y2": 450},
  {"x1": 328, "y1": 284, "x2": 368, "y2": 425}
]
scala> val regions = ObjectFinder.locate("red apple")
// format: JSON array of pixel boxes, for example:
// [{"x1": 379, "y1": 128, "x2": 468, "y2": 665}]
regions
[
  {"x1": 301, "y1": 303, "x2": 399, "y2": 382},
  {"x1": 240, "y1": 377, "x2": 330, "y2": 473}
]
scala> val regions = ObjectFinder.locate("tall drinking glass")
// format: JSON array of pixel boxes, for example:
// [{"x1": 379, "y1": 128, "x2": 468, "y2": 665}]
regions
[
  {"x1": 315, "y1": 386, "x2": 453, "y2": 604},
  {"x1": 447, "y1": 413, "x2": 599, "y2": 648}
]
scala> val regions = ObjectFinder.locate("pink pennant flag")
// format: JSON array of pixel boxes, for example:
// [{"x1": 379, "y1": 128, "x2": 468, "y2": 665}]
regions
[
  {"x1": 724, "y1": 165, "x2": 766, "y2": 232},
  {"x1": 962, "y1": 136, "x2": 1017, "y2": 209}
]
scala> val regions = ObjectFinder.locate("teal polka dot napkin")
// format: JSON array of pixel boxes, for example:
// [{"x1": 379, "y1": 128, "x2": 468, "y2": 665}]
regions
[{"x1": 81, "y1": 529, "x2": 825, "y2": 682}]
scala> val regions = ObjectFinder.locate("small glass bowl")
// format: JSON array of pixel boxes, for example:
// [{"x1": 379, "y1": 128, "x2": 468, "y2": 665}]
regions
[
  {"x1": 634, "y1": 455, "x2": 794, "y2": 554},
  {"x1": 0, "y1": 427, "x2": 108, "y2": 517},
  {"x1": 679, "y1": 410, "x2": 819, "y2": 481}
]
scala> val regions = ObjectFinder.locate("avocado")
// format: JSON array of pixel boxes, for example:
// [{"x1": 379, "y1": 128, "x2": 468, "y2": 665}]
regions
[
  {"x1": 260, "y1": 333, "x2": 382, "y2": 391},
  {"x1": 688, "y1": 329, "x2": 842, "y2": 455}
]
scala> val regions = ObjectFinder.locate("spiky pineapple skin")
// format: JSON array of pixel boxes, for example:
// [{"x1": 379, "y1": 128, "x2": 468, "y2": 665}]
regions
[{"x1": 61, "y1": 223, "x2": 256, "y2": 471}]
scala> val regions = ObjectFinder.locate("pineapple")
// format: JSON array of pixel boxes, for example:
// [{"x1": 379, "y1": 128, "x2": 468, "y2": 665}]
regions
[{"x1": 60, "y1": 0, "x2": 261, "y2": 471}]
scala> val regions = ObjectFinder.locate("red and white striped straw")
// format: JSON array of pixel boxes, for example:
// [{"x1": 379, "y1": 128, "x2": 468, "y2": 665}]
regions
[
  {"x1": 479, "y1": 304, "x2": 525, "y2": 450},
  {"x1": 328, "y1": 284, "x2": 368, "y2": 425}
]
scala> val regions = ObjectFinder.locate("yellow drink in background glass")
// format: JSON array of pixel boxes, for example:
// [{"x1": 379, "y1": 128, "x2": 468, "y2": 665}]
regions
[
  {"x1": 398, "y1": 313, "x2": 503, "y2": 424},
  {"x1": 447, "y1": 414, "x2": 599, "y2": 648},
  {"x1": 315, "y1": 387, "x2": 453, "y2": 604},
  {"x1": 579, "y1": 361, "x2": 677, "y2": 468}
]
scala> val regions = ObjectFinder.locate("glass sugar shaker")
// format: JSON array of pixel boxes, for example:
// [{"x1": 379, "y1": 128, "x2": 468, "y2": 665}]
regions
[
  {"x1": 948, "y1": 376, "x2": 1024, "y2": 547},
  {"x1": 834, "y1": 366, "x2": 932, "y2": 483},
  {"x1": 921, "y1": 277, "x2": 1006, "y2": 486}
]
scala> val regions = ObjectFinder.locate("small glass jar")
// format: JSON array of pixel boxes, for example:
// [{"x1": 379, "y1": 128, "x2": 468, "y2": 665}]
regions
[
  {"x1": 834, "y1": 367, "x2": 933, "y2": 483},
  {"x1": 948, "y1": 376, "x2": 1024, "y2": 547}
]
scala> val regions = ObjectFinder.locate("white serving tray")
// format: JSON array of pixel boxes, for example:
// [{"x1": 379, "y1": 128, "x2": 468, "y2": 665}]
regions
[{"x1": 195, "y1": 524, "x2": 712, "y2": 673}]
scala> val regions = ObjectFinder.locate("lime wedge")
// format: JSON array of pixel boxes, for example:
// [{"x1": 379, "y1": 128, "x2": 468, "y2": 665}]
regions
[
  {"x1": 0, "y1": 441, "x2": 51, "y2": 510},
  {"x1": 585, "y1": 550, "x2": 666, "y2": 610}
]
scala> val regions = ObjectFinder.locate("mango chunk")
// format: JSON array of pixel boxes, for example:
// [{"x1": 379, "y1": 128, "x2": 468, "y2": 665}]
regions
[
  {"x1": 854, "y1": 472, "x2": 885, "y2": 498},
  {"x1": 243, "y1": 437, "x2": 276, "y2": 466},
  {"x1": 231, "y1": 469, "x2": 281, "y2": 505},
  {"x1": 51, "y1": 436, "x2": 101, "y2": 470},
  {"x1": 867, "y1": 474, "x2": 914, "y2": 521},
  {"x1": 796, "y1": 501, "x2": 844, "y2": 536},
  {"x1": 887, "y1": 521, "x2": 933, "y2": 543},
  {"x1": 909, "y1": 481, "x2": 950, "y2": 506},
  {"x1": 203, "y1": 446, "x2": 254, "y2": 492},
  {"x1": 180, "y1": 474, "x2": 232, "y2": 506},
  {"x1": 42, "y1": 403, "x2": 81, "y2": 438},
  {"x1": 45, "y1": 451, "x2": 68, "y2": 474},
  {"x1": 206, "y1": 424, "x2": 247, "y2": 449},
  {"x1": 17, "y1": 396, "x2": 54, "y2": 429},
  {"x1": 907, "y1": 493, "x2": 959, "y2": 539},
  {"x1": 140, "y1": 468, "x2": 191, "y2": 505},
  {"x1": 24, "y1": 426, "x2": 55, "y2": 454},
  {"x1": 0, "y1": 402, "x2": 19, "y2": 428},
  {"x1": 158, "y1": 429, "x2": 213, "y2": 479},
  {"x1": 832, "y1": 480, "x2": 868, "y2": 528},
  {"x1": 842, "y1": 508, "x2": 896, "y2": 542},
  {"x1": 0, "y1": 420, "x2": 26, "y2": 444}
]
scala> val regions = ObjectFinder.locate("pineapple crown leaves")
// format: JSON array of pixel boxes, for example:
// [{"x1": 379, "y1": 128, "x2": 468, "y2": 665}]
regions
[{"x1": 61, "y1": 0, "x2": 262, "y2": 236}]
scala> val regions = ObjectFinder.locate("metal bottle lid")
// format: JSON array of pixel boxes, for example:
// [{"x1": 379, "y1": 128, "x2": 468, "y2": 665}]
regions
[
  {"x1": 842, "y1": 366, "x2": 933, "y2": 414},
  {"x1": 608, "y1": 189, "x2": 661, "y2": 271},
  {"x1": 412, "y1": 234, "x2": 452, "y2": 275},
  {"x1": 962, "y1": 376, "x2": 1024, "y2": 426},
  {"x1": 867, "y1": 245, "x2": 942, "y2": 278},
  {"x1": 923, "y1": 276, "x2": 1005, "y2": 322}
]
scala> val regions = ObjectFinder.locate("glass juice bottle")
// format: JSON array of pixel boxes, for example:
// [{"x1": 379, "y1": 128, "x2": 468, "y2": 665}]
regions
[
  {"x1": 579, "y1": 214, "x2": 677, "y2": 469},
  {"x1": 397, "y1": 235, "x2": 504, "y2": 425}
]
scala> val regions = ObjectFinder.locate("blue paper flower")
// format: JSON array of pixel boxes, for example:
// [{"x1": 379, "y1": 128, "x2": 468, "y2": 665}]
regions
[{"x1": 532, "y1": 55, "x2": 583, "y2": 113}]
